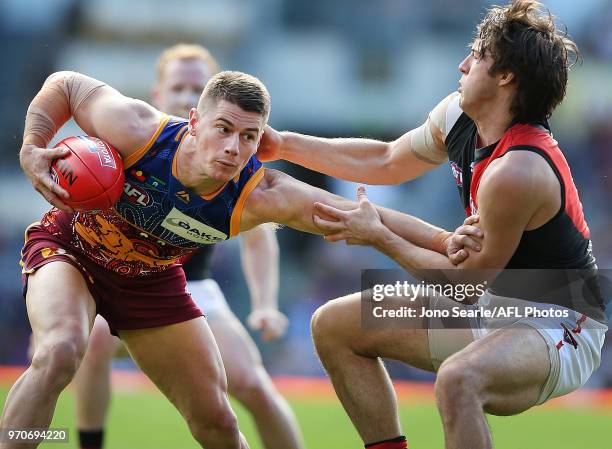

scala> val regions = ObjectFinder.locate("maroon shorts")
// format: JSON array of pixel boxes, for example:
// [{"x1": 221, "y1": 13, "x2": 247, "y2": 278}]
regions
[{"x1": 20, "y1": 224, "x2": 203, "y2": 336}]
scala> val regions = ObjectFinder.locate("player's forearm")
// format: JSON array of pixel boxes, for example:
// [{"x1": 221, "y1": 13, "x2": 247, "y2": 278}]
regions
[
  {"x1": 240, "y1": 226, "x2": 280, "y2": 311},
  {"x1": 273, "y1": 178, "x2": 451, "y2": 253},
  {"x1": 23, "y1": 71, "x2": 105, "y2": 148},
  {"x1": 373, "y1": 227, "x2": 455, "y2": 281},
  {"x1": 281, "y1": 132, "x2": 397, "y2": 184},
  {"x1": 23, "y1": 73, "x2": 74, "y2": 148},
  {"x1": 376, "y1": 206, "x2": 451, "y2": 255},
  {"x1": 374, "y1": 225, "x2": 496, "y2": 289}
]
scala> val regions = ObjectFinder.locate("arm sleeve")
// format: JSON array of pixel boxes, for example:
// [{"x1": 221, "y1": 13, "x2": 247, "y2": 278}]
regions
[{"x1": 409, "y1": 92, "x2": 462, "y2": 164}]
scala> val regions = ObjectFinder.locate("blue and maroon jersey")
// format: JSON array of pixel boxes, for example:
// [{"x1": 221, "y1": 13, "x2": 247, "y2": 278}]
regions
[{"x1": 41, "y1": 115, "x2": 264, "y2": 277}]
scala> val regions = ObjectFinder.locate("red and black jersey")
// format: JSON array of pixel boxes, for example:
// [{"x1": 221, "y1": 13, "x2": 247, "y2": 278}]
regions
[
  {"x1": 469, "y1": 123, "x2": 591, "y2": 270},
  {"x1": 445, "y1": 112, "x2": 606, "y2": 323}
]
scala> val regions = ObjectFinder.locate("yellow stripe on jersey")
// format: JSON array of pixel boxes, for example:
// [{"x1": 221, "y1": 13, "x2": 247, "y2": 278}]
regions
[
  {"x1": 174, "y1": 125, "x2": 188, "y2": 142},
  {"x1": 171, "y1": 128, "x2": 189, "y2": 178},
  {"x1": 229, "y1": 166, "x2": 265, "y2": 237},
  {"x1": 200, "y1": 182, "x2": 229, "y2": 201},
  {"x1": 124, "y1": 114, "x2": 171, "y2": 169}
]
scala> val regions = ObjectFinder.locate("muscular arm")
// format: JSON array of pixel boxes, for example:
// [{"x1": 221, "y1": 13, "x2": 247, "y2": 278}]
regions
[
  {"x1": 240, "y1": 169, "x2": 451, "y2": 255},
  {"x1": 23, "y1": 71, "x2": 161, "y2": 155},
  {"x1": 351, "y1": 153, "x2": 551, "y2": 283},
  {"x1": 376, "y1": 206, "x2": 452, "y2": 255},
  {"x1": 259, "y1": 93, "x2": 458, "y2": 184},
  {"x1": 240, "y1": 169, "x2": 357, "y2": 234},
  {"x1": 277, "y1": 132, "x2": 436, "y2": 184},
  {"x1": 21, "y1": 71, "x2": 162, "y2": 209}
]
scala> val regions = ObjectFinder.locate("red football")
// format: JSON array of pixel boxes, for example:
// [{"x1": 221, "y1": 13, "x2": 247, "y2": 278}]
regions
[{"x1": 51, "y1": 136, "x2": 125, "y2": 211}]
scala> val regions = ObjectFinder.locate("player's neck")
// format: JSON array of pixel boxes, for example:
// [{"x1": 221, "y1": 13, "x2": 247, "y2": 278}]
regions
[
  {"x1": 175, "y1": 136, "x2": 226, "y2": 195},
  {"x1": 473, "y1": 106, "x2": 513, "y2": 147},
  {"x1": 472, "y1": 93, "x2": 514, "y2": 147}
]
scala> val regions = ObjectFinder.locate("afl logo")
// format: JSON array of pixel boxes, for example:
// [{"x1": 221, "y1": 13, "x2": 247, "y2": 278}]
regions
[{"x1": 123, "y1": 181, "x2": 151, "y2": 206}]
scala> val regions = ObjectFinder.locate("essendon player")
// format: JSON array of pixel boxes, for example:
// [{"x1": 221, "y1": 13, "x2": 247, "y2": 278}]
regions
[{"x1": 258, "y1": 1, "x2": 608, "y2": 448}]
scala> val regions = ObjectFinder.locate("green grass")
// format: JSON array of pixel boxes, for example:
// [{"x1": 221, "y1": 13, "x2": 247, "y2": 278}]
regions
[{"x1": 1, "y1": 386, "x2": 610, "y2": 449}]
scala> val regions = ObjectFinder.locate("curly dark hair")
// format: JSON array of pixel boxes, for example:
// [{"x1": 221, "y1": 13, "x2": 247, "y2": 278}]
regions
[{"x1": 475, "y1": 0, "x2": 579, "y2": 122}]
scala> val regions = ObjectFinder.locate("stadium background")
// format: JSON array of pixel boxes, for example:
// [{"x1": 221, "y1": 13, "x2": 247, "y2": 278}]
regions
[{"x1": 0, "y1": 0, "x2": 611, "y2": 447}]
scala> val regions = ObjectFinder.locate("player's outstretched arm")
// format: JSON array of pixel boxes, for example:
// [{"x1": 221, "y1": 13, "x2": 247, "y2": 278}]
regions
[
  {"x1": 257, "y1": 93, "x2": 458, "y2": 185},
  {"x1": 20, "y1": 71, "x2": 162, "y2": 210},
  {"x1": 313, "y1": 152, "x2": 547, "y2": 283},
  {"x1": 240, "y1": 168, "x2": 356, "y2": 235},
  {"x1": 240, "y1": 168, "x2": 458, "y2": 256},
  {"x1": 240, "y1": 226, "x2": 288, "y2": 341}
]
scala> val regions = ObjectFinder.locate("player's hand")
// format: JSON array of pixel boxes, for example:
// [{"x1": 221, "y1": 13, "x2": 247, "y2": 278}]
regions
[
  {"x1": 247, "y1": 308, "x2": 289, "y2": 341},
  {"x1": 19, "y1": 144, "x2": 73, "y2": 212},
  {"x1": 444, "y1": 215, "x2": 483, "y2": 265},
  {"x1": 313, "y1": 186, "x2": 385, "y2": 246},
  {"x1": 257, "y1": 125, "x2": 283, "y2": 162}
]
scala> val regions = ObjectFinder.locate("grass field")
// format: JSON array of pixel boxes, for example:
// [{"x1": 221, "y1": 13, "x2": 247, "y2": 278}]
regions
[{"x1": 1, "y1": 370, "x2": 611, "y2": 449}]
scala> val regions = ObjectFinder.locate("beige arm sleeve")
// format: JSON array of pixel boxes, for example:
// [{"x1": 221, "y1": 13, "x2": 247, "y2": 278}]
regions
[
  {"x1": 409, "y1": 92, "x2": 462, "y2": 165},
  {"x1": 23, "y1": 71, "x2": 106, "y2": 147}
]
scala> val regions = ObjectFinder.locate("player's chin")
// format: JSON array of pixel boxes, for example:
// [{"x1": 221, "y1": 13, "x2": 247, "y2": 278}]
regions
[
  {"x1": 458, "y1": 93, "x2": 471, "y2": 111},
  {"x1": 210, "y1": 163, "x2": 239, "y2": 181}
]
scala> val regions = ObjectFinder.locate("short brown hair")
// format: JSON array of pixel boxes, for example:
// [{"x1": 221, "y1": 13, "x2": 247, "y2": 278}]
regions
[
  {"x1": 198, "y1": 71, "x2": 271, "y2": 122},
  {"x1": 475, "y1": 0, "x2": 579, "y2": 122},
  {"x1": 156, "y1": 43, "x2": 220, "y2": 81}
]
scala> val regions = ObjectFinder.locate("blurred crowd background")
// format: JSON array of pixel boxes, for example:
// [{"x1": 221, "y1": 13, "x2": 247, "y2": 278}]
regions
[{"x1": 0, "y1": 0, "x2": 610, "y2": 385}]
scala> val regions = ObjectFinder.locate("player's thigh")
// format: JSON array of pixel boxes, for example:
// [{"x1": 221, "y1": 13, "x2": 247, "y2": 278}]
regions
[
  {"x1": 207, "y1": 310, "x2": 266, "y2": 389},
  {"x1": 27, "y1": 261, "x2": 96, "y2": 348},
  {"x1": 84, "y1": 316, "x2": 123, "y2": 360},
  {"x1": 441, "y1": 325, "x2": 550, "y2": 415},
  {"x1": 312, "y1": 291, "x2": 434, "y2": 372},
  {"x1": 427, "y1": 294, "x2": 478, "y2": 371},
  {"x1": 119, "y1": 317, "x2": 227, "y2": 412}
]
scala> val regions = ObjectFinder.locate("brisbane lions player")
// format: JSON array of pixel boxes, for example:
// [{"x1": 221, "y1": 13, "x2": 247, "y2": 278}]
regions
[{"x1": 5, "y1": 61, "x2": 478, "y2": 449}]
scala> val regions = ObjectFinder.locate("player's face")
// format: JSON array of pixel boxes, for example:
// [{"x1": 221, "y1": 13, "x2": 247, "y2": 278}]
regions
[
  {"x1": 153, "y1": 59, "x2": 213, "y2": 118},
  {"x1": 190, "y1": 100, "x2": 264, "y2": 182},
  {"x1": 457, "y1": 41, "x2": 499, "y2": 115}
]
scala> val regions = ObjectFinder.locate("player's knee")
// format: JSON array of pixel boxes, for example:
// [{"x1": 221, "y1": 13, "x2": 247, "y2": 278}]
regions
[
  {"x1": 32, "y1": 337, "x2": 87, "y2": 391},
  {"x1": 230, "y1": 371, "x2": 277, "y2": 412},
  {"x1": 435, "y1": 359, "x2": 482, "y2": 415},
  {"x1": 311, "y1": 301, "x2": 341, "y2": 350},
  {"x1": 211, "y1": 407, "x2": 239, "y2": 435},
  {"x1": 188, "y1": 400, "x2": 240, "y2": 443}
]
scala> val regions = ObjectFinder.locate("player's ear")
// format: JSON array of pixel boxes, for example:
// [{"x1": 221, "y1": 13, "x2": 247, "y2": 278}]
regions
[
  {"x1": 188, "y1": 108, "x2": 199, "y2": 135},
  {"x1": 498, "y1": 71, "x2": 514, "y2": 86}
]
